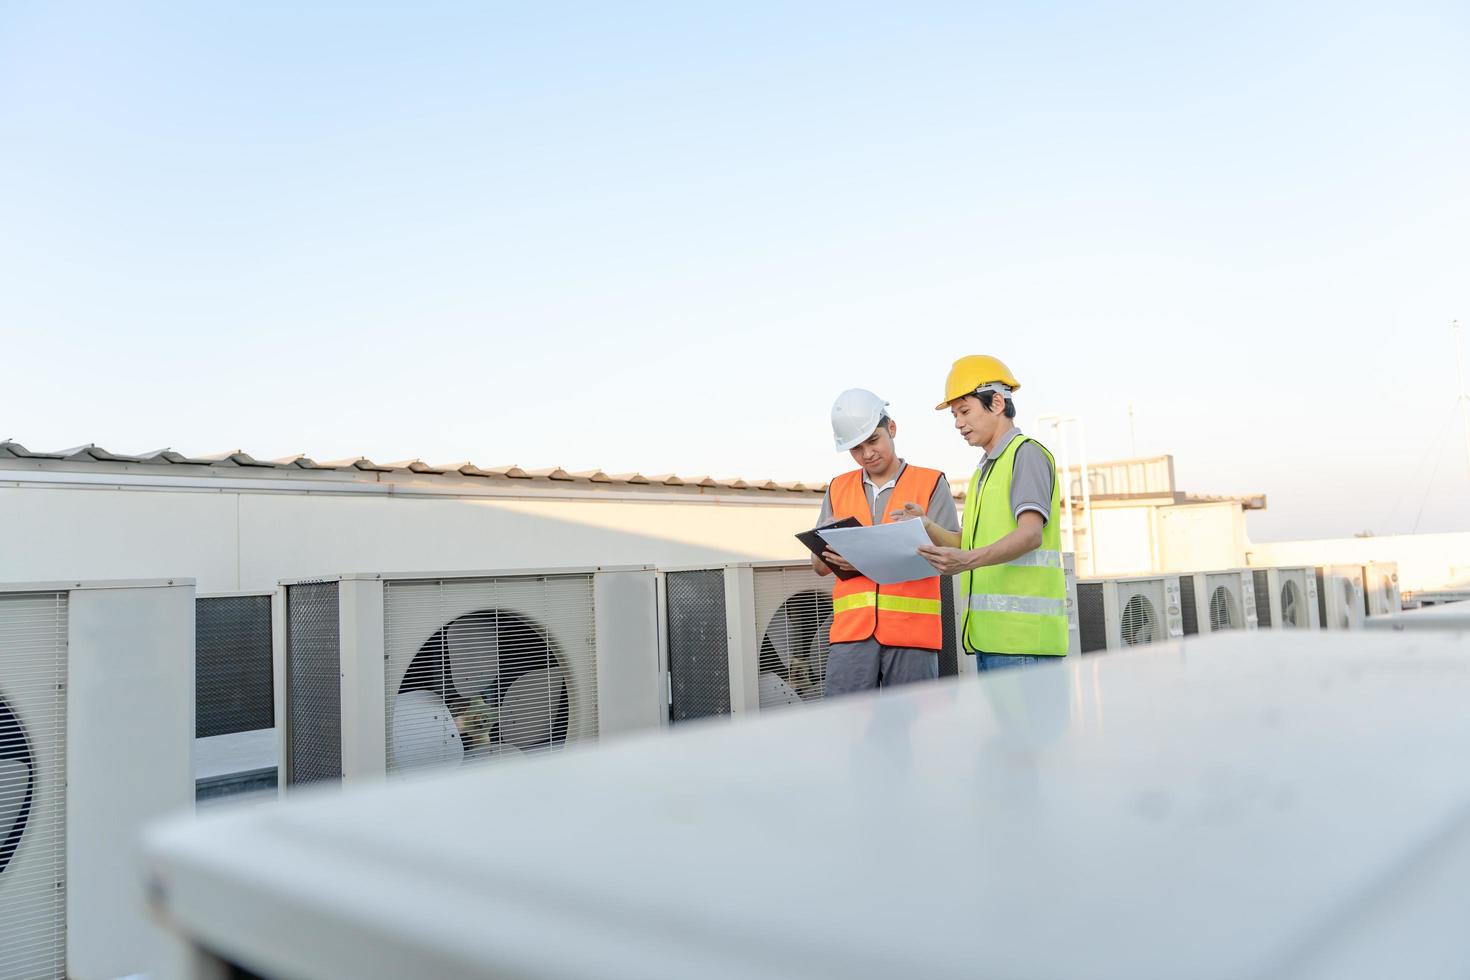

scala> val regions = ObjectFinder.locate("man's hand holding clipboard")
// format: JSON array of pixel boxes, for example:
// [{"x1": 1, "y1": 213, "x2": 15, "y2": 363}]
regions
[{"x1": 794, "y1": 517, "x2": 863, "y2": 580}]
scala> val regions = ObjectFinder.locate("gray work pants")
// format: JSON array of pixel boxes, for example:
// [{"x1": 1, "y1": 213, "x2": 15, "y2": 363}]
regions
[{"x1": 825, "y1": 637, "x2": 939, "y2": 697}]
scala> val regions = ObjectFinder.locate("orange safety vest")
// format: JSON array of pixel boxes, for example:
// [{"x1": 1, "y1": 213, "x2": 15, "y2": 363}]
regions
[{"x1": 828, "y1": 464, "x2": 944, "y2": 650}]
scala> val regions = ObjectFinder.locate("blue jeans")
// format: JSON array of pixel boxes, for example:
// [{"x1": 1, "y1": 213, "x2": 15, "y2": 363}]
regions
[{"x1": 976, "y1": 653, "x2": 1046, "y2": 672}]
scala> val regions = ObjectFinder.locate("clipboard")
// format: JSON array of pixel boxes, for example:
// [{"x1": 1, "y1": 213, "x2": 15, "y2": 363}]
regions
[{"x1": 795, "y1": 517, "x2": 864, "y2": 580}]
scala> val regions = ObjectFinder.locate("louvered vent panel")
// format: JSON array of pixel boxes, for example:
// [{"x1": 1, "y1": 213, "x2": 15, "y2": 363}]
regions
[
  {"x1": 665, "y1": 571, "x2": 731, "y2": 724},
  {"x1": 1077, "y1": 582, "x2": 1106, "y2": 653},
  {"x1": 285, "y1": 582, "x2": 341, "y2": 786},
  {"x1": 1252, "y1": 571, "x2": 1272, "y2": 628},
  {"x1": 383, "y1": 575, "x2": 598, "y2": 775},
  {"x1": 0, "y1": 592, "x2": 67, "y2": 980},
  {"x1": 1178, "y1": 575, "x2": 1199, "y2": 635},
  {"x1": 196, "y1": 595, "x2": 274, "y2": 738},
  {"x1": 753, "y1": 565, "x2": 833, "y2": 708}
]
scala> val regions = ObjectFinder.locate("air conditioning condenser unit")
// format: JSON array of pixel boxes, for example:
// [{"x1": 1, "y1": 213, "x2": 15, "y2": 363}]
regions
[
  {"x1": 0, "y1": 578, "x2": 193, "y2": 980},
  {"x1": 1178, "y1": 570, "x2": 1258, "y2": 635},
  {"x1": 661, "y1": 560, "x2": 969, "y2": 721},
  {"x1": 1250, "y1": 567, "x2": 1321, "y2": 630},
  {"x1": 279, "y1": 567, "x2": 661, "y2": 787},
  {"x1": 1316, "y1": 565, "x2": 1365, "y2": 631},
  {"x1": 1074, "y1": 575, "x2": 1184, "y2": 652}
]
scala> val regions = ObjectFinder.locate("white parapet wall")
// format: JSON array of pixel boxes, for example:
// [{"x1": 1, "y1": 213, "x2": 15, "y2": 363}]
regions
[
  {"x1": 0, "y1": 482, "x2": 823, "y2": 592},
  {"x1": 1246, "y1": 532, "x2": 1470, "y2": 595}
]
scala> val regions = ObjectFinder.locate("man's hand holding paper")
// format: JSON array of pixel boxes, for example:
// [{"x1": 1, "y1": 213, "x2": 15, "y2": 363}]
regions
[{"x1": 814, "y1": 518, "x2": 938, "y2": 585}]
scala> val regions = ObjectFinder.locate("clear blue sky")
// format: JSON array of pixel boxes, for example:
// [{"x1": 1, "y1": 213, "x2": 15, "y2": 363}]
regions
[{"x1": 2, "y1": 2, "x2": 1467, "y2": 540}]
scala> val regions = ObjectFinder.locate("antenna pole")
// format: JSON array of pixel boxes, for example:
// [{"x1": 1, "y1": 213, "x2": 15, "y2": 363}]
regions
[{"x1": 1128, "y1": 402, "x2": 1137, "y2": 457}]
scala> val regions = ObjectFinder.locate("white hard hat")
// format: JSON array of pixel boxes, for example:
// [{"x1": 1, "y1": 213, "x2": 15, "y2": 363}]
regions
[{"x1": 830, "y1": 388, "x2": 890, "y2": 451}]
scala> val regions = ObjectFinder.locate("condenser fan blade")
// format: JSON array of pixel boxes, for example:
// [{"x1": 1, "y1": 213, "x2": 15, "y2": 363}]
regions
[
  {"x1": 391, "y1": 690, "x2": 464, "y2": 770},
  {"x1": 1281, "y1": 589, "x2": 1299, "y2": 627},
  {"x1": 500, "y1": 668, "x2": 569, "y2": 750},
  {"x1": 1121, "y1": 595, "x2": 1157, "y2": 646},
  {"x1": 0, "y1": 758, "x2": 28, "y2": 850},
  {"x1": 764, "y1": 606, "x2": 801, "y2": 667},
  {"x1": 758, "y1": 672, "x2": 803, "y2": 707},
  {"x1": 447, "y1": 613, "x2": 500, "y2": 699}
]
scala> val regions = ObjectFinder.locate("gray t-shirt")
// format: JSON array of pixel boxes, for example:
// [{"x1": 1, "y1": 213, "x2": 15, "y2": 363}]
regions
[
  {"x1": 973, "y1": 427, "x2": 1055, "y2": 523},
  {"x1": 815, "y1": 462, "x2": 960, "y2": 531}
]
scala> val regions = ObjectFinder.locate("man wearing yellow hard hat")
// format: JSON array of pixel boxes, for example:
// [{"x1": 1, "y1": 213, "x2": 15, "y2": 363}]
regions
[{"x1": 896, "y1": 356, "x2": 1068, "y2": 669}]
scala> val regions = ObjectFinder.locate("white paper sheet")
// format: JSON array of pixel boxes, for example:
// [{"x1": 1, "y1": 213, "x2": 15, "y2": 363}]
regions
[{"x1": 815, "y1": 518, "x2": 936, "y2": 585}]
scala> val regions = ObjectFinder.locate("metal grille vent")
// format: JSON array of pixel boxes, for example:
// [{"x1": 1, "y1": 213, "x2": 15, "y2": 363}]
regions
[
  {"x1": 285, "y1": 582, "x2": 341, "y2": 786},
  {"x1": 753, "y1": 567, "x2": 832, "y2": 708},
  {"x1": 0, "y1": 591, "x2": 67, "y2": 979},
  {"x1": 196, "y1": 595, "x2": 274, "y2": 738},
  {"x1": 1208, "y1": 584, "x2": 1240, "y2": 632},
  {"x1": 1280, "y1": 579, "x2": 1304, "y2": 628},
  {"x1": 1252, "y1": 571, "x2": 1272, "y2": 628},
  {"x1": 384, "y1": 576, "x2": 598, "y2": 775},
  {"x1": 1338, "y1": 579, "x2": 1358, "y2": 629},
  {"x1": 1120, "y1": 593, "x2": 1158, "y2": 646},
  {"x1": 665, "y1": 571, "x2": 731, "y2": 724},
  {"x1": 938, "y1": 578, "x2": 959, "y2": 677},
  {"x1": 1178, "y1": 575, "x2": 1199, "y2": 635},
  {"x1": 1077, "y1": 582, "x2": 1106, "y2": 653}
]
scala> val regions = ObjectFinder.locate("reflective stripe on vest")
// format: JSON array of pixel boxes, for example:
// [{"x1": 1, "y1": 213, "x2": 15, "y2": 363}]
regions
[
  {"x1": 828, "y1": 464, "x2": 945, "y2": 650},
  {"x1": 960, "y1": 435, "x2": 1069, "y2": 656},
  {"x1": 833, "y1": 592, "x2": 945, "y2": 616},
  {"x1": 1005, "y1": 549, "x2": 1063, "y2": 569},
  {"x1": 967, "y1": 594, "x2": 1066, "y2": 616}
]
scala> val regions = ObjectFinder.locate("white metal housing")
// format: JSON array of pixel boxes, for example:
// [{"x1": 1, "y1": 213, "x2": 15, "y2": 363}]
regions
[
  {"x1": 278, "y1": 567, "x2": 662, "y2": 786},
  {"x1": 144, "y1": 629, "x2": 1470, "y2": 980},
  {"x1": 1252, "y1": 567, "x2": 1321, "y2": 630},
  {"x1": 0, "y1": 578, "x2": 194, "y2": 980},
  {"x1": 1074, "y1": 575, "x2": 1184, "y2": 652},
  {"x1": 1317, "y1": 565, "x2": 1366, "y2": 631},
  {"x1": 1362, "y1": 562, "x2": 1402, "y2": 618}
]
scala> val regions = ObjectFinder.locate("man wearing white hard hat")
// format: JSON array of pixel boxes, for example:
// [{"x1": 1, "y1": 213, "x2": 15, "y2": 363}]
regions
[{"x1": 811, "y1": 389, "x2": 959, "y2": 695}]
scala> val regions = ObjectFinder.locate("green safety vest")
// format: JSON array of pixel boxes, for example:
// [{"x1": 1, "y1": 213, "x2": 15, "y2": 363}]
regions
[{"x1": 960, "y1": 433, "x2": 1069, "y2": 656}]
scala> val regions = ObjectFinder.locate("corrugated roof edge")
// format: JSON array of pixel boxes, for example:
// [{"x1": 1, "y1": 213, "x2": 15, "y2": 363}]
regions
[{"x1": 0, "y1": 440, "x2": 831, "y2": 496}]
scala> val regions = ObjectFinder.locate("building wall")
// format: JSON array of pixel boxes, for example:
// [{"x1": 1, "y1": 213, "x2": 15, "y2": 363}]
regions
[
  {"x1": 1082, "y1": 500, "x2": 1250, "y2": 576},
  {"x1": 0, "y1": 484, "x2": 822, "y2": 592},
  {"x1": 1087, "y1": 506, "x2": 1158, "y2": 576},
  {"x1": 1246, "y1": 533, "x2": 1470, "y2": 594},
  {"x1": 1158, "y1": 503, "x2": 1249, "y2": 573}
]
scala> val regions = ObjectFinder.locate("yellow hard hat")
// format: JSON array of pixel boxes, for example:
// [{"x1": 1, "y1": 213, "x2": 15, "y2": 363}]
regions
[{"x1": 935, "y1": 355, "x2": 1021, "y2": 410}]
